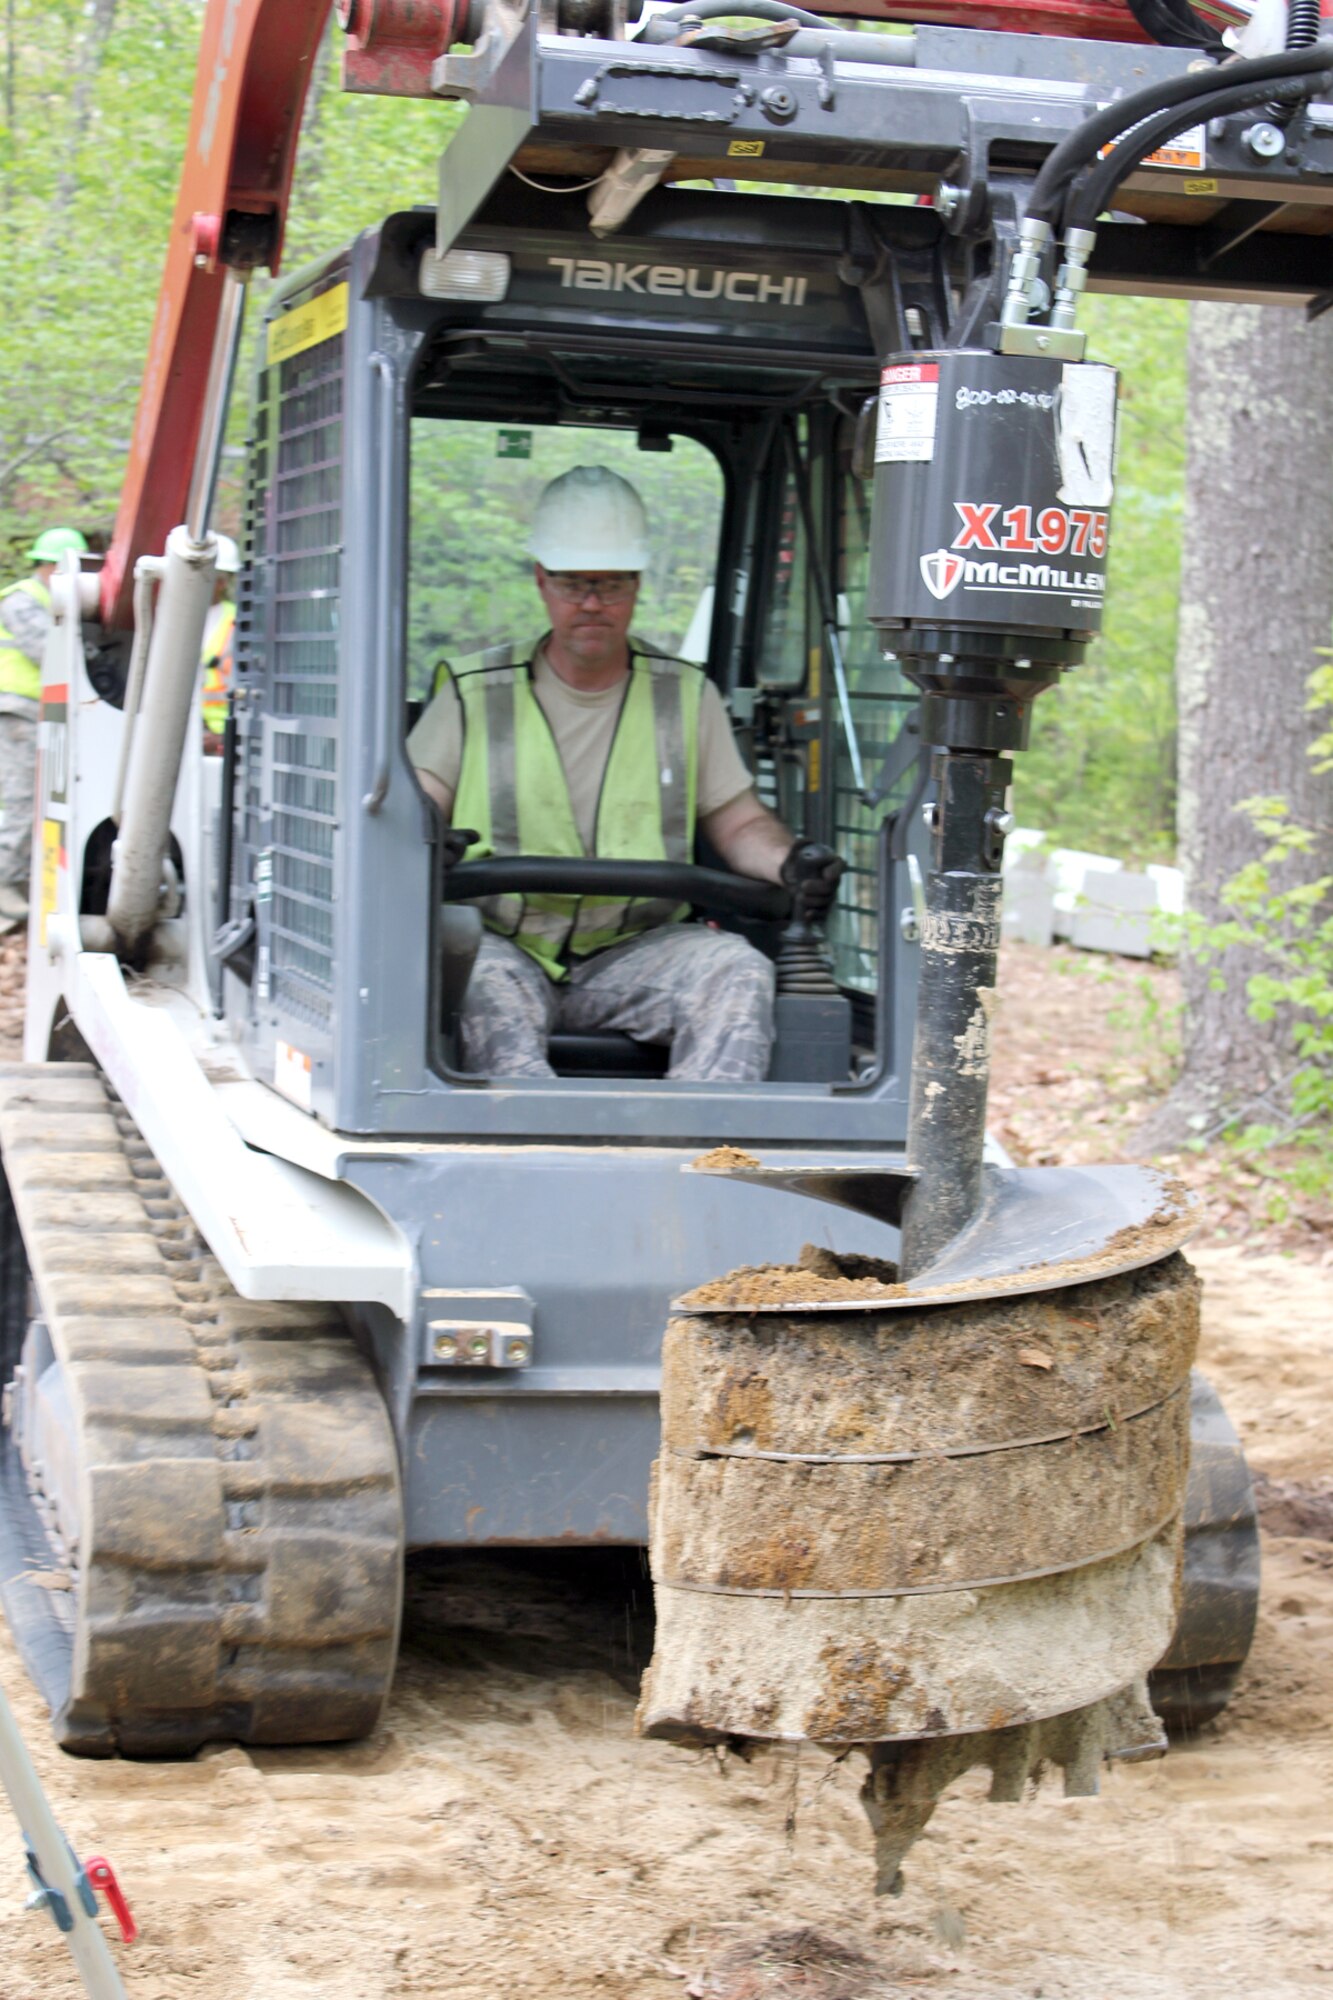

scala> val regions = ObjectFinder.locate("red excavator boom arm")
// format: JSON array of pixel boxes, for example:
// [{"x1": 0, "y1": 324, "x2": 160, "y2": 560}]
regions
[
  {"x1": 812, "y1": 1, "x2": 1154, "y2": 30},
  {"x1": 99, "y1": 0, "x2": 334, "y2": 628},
  {"x1": 810, "y1": 1, "x2": 1242, "y2": 32}
]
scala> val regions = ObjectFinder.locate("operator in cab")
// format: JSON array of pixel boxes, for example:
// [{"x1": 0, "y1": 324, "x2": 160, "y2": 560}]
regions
[{"x1": 409, "y1": 464, "x2": 841, "y2": 1081}]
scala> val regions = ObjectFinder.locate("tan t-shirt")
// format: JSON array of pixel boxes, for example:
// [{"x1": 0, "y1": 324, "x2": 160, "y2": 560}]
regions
[{"x1": 408, "y1": 640, "x2": 754, "y2": 851}]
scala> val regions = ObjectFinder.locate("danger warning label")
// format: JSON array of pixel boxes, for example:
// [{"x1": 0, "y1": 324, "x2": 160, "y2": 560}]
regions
[{"x1": 876, "y1": 363, "x2": 940, "y2": 465}]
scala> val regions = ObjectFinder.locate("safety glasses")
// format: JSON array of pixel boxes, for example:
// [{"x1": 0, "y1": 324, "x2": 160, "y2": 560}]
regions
[{"x1": 543, "y1": 572, "x2": 640, "y2": 604}]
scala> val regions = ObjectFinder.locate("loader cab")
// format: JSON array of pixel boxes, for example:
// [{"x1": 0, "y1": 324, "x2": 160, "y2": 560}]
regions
[{"x1": 224, "y1": 188, "x2": 928, "y2": 1141}]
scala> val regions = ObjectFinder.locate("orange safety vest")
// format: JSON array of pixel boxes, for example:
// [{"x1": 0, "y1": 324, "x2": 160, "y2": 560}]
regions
[{"x1": 201, "y1": 601, "x2": 235, "y2": 735}]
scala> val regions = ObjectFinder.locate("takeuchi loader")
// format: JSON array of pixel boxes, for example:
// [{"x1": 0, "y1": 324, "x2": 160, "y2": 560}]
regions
[{"x1": 3, "y1": 0, "x2": 1322, "y2": 1885}]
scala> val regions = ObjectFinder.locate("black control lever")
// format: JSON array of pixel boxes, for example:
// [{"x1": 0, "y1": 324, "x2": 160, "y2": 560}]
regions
[{"x1": 775, "y1": 841, "x2": 844, "y2": 996}]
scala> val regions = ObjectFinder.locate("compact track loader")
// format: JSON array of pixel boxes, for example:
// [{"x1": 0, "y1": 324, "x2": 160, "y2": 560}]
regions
[{"x1": 2, "y1": 0, "x2": 1323, "y2": 1880}]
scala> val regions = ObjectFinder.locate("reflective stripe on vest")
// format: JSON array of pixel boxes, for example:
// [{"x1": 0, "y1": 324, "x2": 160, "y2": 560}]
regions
[
  {"x1": 0, "y1": 578, "x2": 50, "y2": 702},
  {"x1": 450, "y1": 642, "x2": 703, "y2": 979},
  {"x1": 201, "y1": 600, "x2": 236, "y2": 734}
]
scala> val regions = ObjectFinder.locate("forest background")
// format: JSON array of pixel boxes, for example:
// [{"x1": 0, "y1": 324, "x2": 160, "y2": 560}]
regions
[{"x1": 1, "y1": 0, "x2": 1187, "y2": 862}]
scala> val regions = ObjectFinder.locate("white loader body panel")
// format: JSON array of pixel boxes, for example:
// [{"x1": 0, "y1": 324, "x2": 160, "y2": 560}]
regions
[{"x1": 21, "y1": 558, "x2": 412, "y2": 1317}]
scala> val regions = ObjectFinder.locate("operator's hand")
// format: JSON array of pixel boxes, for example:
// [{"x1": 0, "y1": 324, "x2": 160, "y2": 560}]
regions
[
  {"x1": 440, "y1": 827, "x2": 480, "y2": 869},
  {"x1": 780, "y1": 840, "x2": 844, "y2": 922}
]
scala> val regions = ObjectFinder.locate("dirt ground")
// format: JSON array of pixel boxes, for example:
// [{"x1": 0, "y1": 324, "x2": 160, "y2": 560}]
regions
[
  {"x1": 987, "y1": 941, "x2": 1333, "y2": 1260},
  {"x1": 0, "y1": 935, "x2": 1329, "y2": 1998}
]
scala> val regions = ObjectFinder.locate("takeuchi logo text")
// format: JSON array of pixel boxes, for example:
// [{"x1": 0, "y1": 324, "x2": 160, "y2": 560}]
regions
[{"x1": 546, "y1": 257, "x2": 810, "y2": 305}]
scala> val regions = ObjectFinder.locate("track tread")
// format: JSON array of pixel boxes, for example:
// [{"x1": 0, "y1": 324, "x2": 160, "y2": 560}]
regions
[{"x1": 0, "y1": 1062, "x2": 403, "y2": 1755}]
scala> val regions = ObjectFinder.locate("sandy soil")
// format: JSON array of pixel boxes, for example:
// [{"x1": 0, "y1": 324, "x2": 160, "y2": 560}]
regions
[
  {"x1": 0, "y1": 1247, "x2": 1329, "y2": 2000},
  {"x1": 0, "y1": 939, "x2": 1329, "y2": 1998},
  {"x1": 0, "y1": 932, "x2": 26, "y2": 1054}
]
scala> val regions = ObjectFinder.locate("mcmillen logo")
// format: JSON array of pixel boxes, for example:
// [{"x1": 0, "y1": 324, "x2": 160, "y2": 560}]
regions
[
  {"x1": 921, "y1": 551, "x2": 965, "y2": 600},
  {"x1": 920, "y1": 550, "x2": 1108, "y2": 601},
  {"x1": 547, "y1": 257, "x2": 810, "y2": 306},
  {"x1": 920, "y1": 500, "x2": 1111, "y2": 600}
]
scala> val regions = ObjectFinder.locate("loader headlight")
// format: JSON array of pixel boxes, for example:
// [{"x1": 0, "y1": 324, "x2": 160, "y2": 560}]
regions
[{"x1": 419, "y1": 248, "x2": 511, "y2": 302}]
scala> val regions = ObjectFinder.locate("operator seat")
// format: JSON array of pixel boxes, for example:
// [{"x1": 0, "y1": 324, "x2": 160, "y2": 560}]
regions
[
  {"x1": 437, "y1": 903, "x2": 671, "y2": 1077},
  {"x1": 546, "y1": 1032, "x2": 669, "y2": 1078}
]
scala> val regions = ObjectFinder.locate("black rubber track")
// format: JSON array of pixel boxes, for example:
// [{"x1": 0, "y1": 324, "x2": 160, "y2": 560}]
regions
[
  {"x1": 0, "y1": 1062, "x2": 404, "y2": 1756},
  {"x1": 1150, "y1": 1370, "x2": 1261, "y2": 1732}
]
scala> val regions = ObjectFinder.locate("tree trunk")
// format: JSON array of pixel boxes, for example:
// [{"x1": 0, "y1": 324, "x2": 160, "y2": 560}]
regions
[
  {"x1": 54, "y1": 0, "x2": 119, "y2": 217},
  {"x1": 1139, "y1": 301, "x2": 1333, "y2": 1150}
]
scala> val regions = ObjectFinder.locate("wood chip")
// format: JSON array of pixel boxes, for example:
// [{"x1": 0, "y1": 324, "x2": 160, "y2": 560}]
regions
[{"x1": 1016, "y1": 1347, "x2": 1054, "y2": 1371}]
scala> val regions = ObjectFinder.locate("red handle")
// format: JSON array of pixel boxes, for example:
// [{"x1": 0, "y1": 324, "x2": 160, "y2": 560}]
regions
[{"x1": 84, "y1": 1856, "x2": 138, "y2": 1944}]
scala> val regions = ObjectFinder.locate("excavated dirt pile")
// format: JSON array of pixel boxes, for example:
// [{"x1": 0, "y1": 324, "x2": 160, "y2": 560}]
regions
[{"x1": 680, "y1": 1244, "x2": 906, "y2": 1310}]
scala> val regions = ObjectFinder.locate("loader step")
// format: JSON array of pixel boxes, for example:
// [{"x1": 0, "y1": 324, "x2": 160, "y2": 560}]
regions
[{"x1": 0, "y1": 1063, "x2": 404, "y2": 1756}]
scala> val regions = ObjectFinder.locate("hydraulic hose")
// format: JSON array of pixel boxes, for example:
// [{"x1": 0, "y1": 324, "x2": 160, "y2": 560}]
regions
[
  {"x1": 1026, "y1": 41, "x2": 1332, "y2": 224},
  {"x1": 1269, "y1": 0, "x2": 1323, "y2": 121},
  {"x1": 1285, "y1": 0, "x2": 1324, "y2": 39},
  {"x1": 1063, "y1": 63, "x2": 1333, "y2": 230}
]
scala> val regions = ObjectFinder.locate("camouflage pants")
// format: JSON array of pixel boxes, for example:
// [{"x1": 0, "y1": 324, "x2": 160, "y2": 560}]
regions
[
  {"x1": 0, "y1": 697, "x2": 38, "y2": 895},
  {"x1": 461, "y1": 923, "x2": 776, "y2": 1082}
]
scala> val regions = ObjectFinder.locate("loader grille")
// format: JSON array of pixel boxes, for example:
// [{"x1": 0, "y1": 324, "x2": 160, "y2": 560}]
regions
[
  {"x1": 826, "y1": 447, "x2": 919, "y2": 1001},
  {"x1": 827, "y1": 681, "x2": 917, "y2": 994},
  {"x1": 236, "y1": 289, "x2": 345, "y2": 1030}
]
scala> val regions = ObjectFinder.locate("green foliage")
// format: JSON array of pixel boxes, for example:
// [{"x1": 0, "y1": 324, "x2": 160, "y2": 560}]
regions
[
  {"x1": 1195, "y1": 660, "x2": 1333, "y2": 1196},
  {"x1": 0, "y1": 4, "x2": 460, "y2": 555},
  {"x1": 0, "y1": 1, "x2": 204, "y2": 554},
  {"x1": 1048, "y1": 948, "x2": 1182, "y2": 1090},
  {"x1": 1103, "y1": 967, "x2": 1182, "y2": 1092},
  {"x1": 1013, "y1": 295, "x2": 1188, "y2": 863}
]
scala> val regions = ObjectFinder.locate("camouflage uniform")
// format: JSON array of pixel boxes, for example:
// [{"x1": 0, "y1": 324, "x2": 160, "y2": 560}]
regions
[
  {"x1": 461, "y1": 923, "x2": 775, "y2": 1082},
  {"x1": 0, "y1": 582, "x2": 49, "y2": 898}
]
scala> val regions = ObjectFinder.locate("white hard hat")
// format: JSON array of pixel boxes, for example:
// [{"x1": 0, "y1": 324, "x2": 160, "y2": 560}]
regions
[
  {"x1": 529, "y1": 465, "x2": 649, "y2": 571},
  {"x1": 214, "y1": 534, "x2": 240, "y2": 575}
]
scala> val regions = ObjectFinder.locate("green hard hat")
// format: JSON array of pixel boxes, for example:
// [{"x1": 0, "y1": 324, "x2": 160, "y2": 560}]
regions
[{"x1": 28, "y1": 527, "x2": 88, "y2": 563}]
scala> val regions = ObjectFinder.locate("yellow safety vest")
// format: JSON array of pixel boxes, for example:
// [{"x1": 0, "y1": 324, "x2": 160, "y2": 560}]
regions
[
  {"x1": 201, "y1": 601, "x2": 236, "y2": 735},
  {"x1": 0, "y1": 578, "x2": 50, "y2": 701},
  {"x1": 448, "y1": 641, "x2": 703, "y2": 979}
]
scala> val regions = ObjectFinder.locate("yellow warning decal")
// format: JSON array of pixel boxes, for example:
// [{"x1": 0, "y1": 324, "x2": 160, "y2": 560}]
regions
[
  {"x1": 39, "y1": 819, "x2": 61, "y2": 949},
  {"x1": 728, "y1": 139, "x2": 765, "y2": 158},
  {"x1": 1182, "y1": 177, "x2": 1220, "y2": 196},
  {"x1": 267, "y1": 282, "x2": 350, "y2": 366}
]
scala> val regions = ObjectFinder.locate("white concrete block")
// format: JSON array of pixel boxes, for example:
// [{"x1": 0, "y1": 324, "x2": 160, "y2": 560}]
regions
[
  {"x1": 1068, "y1": 867, "x2": 1159, "y2": 959},
  {"x1": 1003, "y1": 868, "x2": 1058, "y2": 948},
  {"x1": 1049, "y1": 849, "x2": 1121, "y2": 940}
]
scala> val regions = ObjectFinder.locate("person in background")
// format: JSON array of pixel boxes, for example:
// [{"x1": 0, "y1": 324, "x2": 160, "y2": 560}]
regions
[
  {"x1": 0, "y1": 527, "x2": 88, "y2": 927},
  {"x1": 201, "y1": 534, "x2": 239, "y2": 751}
]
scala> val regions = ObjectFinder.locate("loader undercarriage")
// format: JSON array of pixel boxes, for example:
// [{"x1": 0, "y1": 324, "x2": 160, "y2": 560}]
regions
[{"x1": 0, "y1": 1065, "x2": 402, "y2": 1755}]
